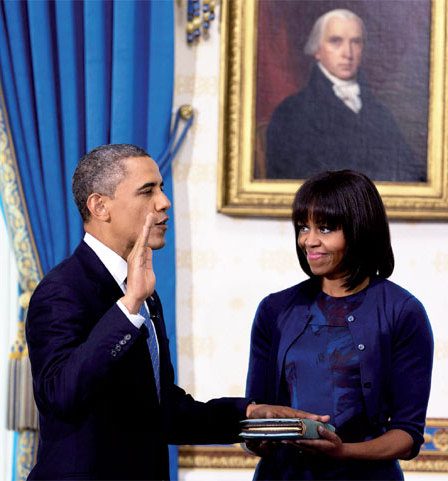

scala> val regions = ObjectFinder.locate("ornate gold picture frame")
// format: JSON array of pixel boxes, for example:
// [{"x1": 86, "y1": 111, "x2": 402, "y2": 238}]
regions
[{"x1": 217, "y1": 0, "x2": 448, "y2": 219}]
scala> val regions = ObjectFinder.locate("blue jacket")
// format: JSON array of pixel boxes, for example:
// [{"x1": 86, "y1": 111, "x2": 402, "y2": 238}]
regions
[{"x1": 246, "y1": 277, "x2": 433, "y2": 459}]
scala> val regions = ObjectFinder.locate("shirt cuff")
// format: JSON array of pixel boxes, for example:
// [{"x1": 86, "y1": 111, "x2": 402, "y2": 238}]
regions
[{"x1": 117, "y1": 300, "x2": 145, "y2": 328}]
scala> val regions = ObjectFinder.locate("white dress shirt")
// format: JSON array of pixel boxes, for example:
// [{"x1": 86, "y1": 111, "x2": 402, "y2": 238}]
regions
[{"x1": 84, "y1": 232, "x2": 149, "y2": 329}]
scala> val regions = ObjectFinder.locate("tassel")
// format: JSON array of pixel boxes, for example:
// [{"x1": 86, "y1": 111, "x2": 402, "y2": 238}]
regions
[
  {"x1": 7, "y1": 301, "x2": 39, "y2": 430},
  {"x1": 186, "y1": 0, "x2": 216, "y2": 43}
]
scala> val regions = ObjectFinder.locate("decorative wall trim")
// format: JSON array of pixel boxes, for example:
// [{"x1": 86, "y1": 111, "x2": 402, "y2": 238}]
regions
[{"x1": 179, "y1": 419, "x2": 448, "y2": 472}]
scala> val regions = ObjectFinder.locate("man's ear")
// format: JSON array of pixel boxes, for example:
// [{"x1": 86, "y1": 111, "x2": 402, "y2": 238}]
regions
[{"x1": 86, "y1": 193, "x2": 110, "y2": 221}]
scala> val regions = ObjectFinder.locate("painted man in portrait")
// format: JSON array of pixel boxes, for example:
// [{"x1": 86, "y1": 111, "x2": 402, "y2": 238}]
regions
[{"x1": 266, "y1": 9, "x2": 427, "y2": 182}]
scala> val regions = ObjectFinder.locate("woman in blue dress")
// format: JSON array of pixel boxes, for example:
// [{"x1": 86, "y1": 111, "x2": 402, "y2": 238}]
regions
[{"x1": 246, "y1": 170, "x2": 433, "y2": 480}]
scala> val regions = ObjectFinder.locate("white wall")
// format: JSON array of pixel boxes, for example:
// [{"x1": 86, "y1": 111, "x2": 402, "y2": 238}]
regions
[
  {"x1": 173, "y1": 3, "x2": 448, "y2": 480},
  {"x1": 0, "y1": 214, "x2": 18, "y2": 480}
]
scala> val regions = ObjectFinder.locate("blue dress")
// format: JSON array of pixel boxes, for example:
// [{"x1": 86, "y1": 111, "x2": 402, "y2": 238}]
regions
[{"x1": 271, "y1": 291, "x2": 403, "y2": 480}]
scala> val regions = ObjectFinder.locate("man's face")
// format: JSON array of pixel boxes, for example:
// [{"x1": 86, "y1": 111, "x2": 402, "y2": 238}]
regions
[
  {"x1": 105, "y1": 156, "x2": 171, "y2": 259},
  {"x1": 315, "y1": 16, "x2": 363, "y2": 80}
]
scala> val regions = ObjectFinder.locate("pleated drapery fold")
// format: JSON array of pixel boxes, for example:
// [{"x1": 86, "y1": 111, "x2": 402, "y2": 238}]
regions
[{"x1": 0, "y1": 1, "x2": 182, "y2": 479}]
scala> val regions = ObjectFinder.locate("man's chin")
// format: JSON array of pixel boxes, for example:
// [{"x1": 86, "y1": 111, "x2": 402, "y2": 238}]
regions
[
  {"x1": 337, "y1": 72, "x2": 356, "y2": 81},
  {"x1": 149, "y1": 238, "x2": 166, "y2": 250}
]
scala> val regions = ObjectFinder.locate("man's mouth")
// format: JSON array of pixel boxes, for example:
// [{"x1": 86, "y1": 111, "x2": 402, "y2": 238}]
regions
[{"x1": 155, "y1": 216, "x2": 169, "y2": 226}]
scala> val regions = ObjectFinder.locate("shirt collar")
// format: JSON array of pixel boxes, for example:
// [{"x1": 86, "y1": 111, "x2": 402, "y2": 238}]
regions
[{"x1": 83, "y1": 232, "x2": 127, "y2": 289}]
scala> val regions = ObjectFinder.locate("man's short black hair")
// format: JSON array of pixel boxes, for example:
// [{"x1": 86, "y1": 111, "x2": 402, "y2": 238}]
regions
[
  {"x1": 292, "y1": 169, "x2": 394, "y2": 290},
  {"x1": 72, "y1": 144, "x2": 150, "y2": 222}
]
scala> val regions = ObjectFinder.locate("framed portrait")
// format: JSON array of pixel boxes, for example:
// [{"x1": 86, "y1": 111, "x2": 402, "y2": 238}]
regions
[{"x1": 217, "y1": 0, "x2": 448, "y2": 219}]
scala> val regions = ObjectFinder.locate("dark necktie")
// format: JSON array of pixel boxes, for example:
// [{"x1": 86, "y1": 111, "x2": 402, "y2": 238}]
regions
[{"x1": 139, "y1": 299, "x2": 161, "y2": 402}]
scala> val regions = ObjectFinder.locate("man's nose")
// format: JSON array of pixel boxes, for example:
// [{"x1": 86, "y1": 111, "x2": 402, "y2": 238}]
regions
[
  {"x1": 156, "y1": 191, "x2": 171, "y2": 211},
  {"x1": 342, "y1": 41, "x2": 353, "y2": 58}
]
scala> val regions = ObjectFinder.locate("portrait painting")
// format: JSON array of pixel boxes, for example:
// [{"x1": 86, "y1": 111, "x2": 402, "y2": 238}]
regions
[
  {"x1": 254, "y1": 0, "x2": 429, "y2": 183},
  {"x1": 218, "y1": 0, "x2": 448, "y2": 219}
]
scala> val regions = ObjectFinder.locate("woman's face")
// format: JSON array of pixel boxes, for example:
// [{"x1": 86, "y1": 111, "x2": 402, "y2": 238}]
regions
[{"x1": 298, "y1": 219, "x2": 347, "y2": 279}]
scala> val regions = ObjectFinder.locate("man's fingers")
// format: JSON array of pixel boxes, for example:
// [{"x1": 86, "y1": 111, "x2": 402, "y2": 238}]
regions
[
  {"x1": 247, "y1": 404, "x2": 331, "y2": 421},
  {"x1": 141, "y1": 213, "x2": 155, "y2": 243}
]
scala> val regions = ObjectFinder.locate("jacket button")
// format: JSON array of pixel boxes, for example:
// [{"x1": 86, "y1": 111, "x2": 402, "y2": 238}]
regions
[
  {"x1": 347, "y1": 315, "x2": 355, "y2": 322},
  {"x1": 124, "y1": 334, "x2": 132, "y2": 341},
  {"x1": 115, "y1": 344, "x2": 121, "y2": 351},
  {"x1": 119, "y1": 339, "x2": 126, "y2": 346},
  {"x1": 364, "y1": 382, "x2": 371, "y2": 388},
  {"x1": 111, "y1": 349, "x2": 117, "y2": 357},
  {"x1": 357, "y1": 344, "x2": 365, "y2": 351}
]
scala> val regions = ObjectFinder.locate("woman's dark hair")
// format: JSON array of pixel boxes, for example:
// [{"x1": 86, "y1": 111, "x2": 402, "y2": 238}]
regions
[{"x1": 292, "y1": 170, "x2": 394, "y2": 290}]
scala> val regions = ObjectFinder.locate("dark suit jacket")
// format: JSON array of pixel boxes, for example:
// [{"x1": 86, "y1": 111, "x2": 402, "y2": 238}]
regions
[
  {"x1": 266, "y1": 65, "x2": 427, "y2": 182},
  {"x1": 26, "y1": 241, "x2": 249, "y2": 480}
]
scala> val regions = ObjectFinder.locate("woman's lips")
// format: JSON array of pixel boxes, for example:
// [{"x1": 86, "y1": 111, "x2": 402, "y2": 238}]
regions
[{"x1": 307, "y1": 252, "x2": 326, "y2": 260}]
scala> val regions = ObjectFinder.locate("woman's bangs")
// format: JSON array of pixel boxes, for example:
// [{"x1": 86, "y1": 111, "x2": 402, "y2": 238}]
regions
[{"x1": 295, "y1": 192, "x2": 343, "y2": 229}]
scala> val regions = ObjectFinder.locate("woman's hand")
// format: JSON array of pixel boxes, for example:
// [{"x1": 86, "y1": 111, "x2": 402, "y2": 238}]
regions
[
  {"x1": 285, "y1": 425, "x2": 345, "y2": 458},
  {"x1": 242, "y1": 439, "x2": 275, "y2": 458},
  {"x1": 285, "y1": 427, "x2": 414, "y2": 461},
  {"x1": 243, "y1": 406, "x2": 331, "y2": 458}
]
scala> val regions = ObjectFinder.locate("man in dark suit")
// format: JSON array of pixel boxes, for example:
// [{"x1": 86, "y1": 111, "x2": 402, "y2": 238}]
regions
[
  {"x1": 266, "y1": 9, "x2": 426, "y2": 182},
  {"x1": 26, "y1": 144, "x2": 314, "y2": 480}
]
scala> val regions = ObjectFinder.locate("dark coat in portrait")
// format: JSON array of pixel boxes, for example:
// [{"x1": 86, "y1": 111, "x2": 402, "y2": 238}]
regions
[{"x1": 266, "y1": 65, "x2": 426, "y2": 182}]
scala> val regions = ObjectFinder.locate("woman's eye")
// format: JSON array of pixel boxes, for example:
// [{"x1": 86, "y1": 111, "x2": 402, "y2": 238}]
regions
[
  {"x1": 298, "y1": 225, "x2": 309, "y2": 232},
  {"x1": 320, "y1": 226, "x2": 331, "y2": 233}
]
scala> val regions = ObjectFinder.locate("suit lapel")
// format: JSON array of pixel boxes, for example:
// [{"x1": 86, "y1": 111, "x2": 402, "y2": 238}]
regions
[
  {"x1": 74, "y1": 241, "x2": 126, "y2": 311},
  {"x1": 75, "y1": 241, "x2": 171, "y2": 401}
]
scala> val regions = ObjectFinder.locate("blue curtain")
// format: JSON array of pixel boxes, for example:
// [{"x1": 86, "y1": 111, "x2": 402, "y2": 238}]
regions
[{"x1": 0, "y1": 0, "x2": 178, "y2": 478}]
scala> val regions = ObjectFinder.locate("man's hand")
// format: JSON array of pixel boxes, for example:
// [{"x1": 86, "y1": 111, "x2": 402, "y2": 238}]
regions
[
  {"x1": 246, "y1": 403, "x2": 330, "y2": 424},
  {"x1": 121, "y1": 213, "x2": 156, "y2": 314}
]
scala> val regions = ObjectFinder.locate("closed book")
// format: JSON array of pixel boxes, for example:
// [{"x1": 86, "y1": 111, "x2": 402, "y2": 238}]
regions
[{"x1": 239, "y1": 418, "x2": 335, "y2": 440}]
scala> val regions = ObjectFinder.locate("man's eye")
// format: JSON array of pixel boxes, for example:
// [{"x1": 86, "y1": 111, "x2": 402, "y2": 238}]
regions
[{"x1": 329, "y1": 38, "x2": 342, "y2": 45}]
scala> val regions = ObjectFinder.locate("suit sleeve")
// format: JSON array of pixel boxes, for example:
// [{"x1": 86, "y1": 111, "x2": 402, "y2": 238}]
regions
[
  {"x1": 26, "y1": 280, "x2": 145, "y2": 422},
  {"x1": 149, "y1": 293, "x2": 251, "y2": 445},
  {"x1": 388, "y1": 295, "x2": 434, "y2": 458},
  {"x1": 165, "y1": 385, "x2": 250, "y2": 444}
]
